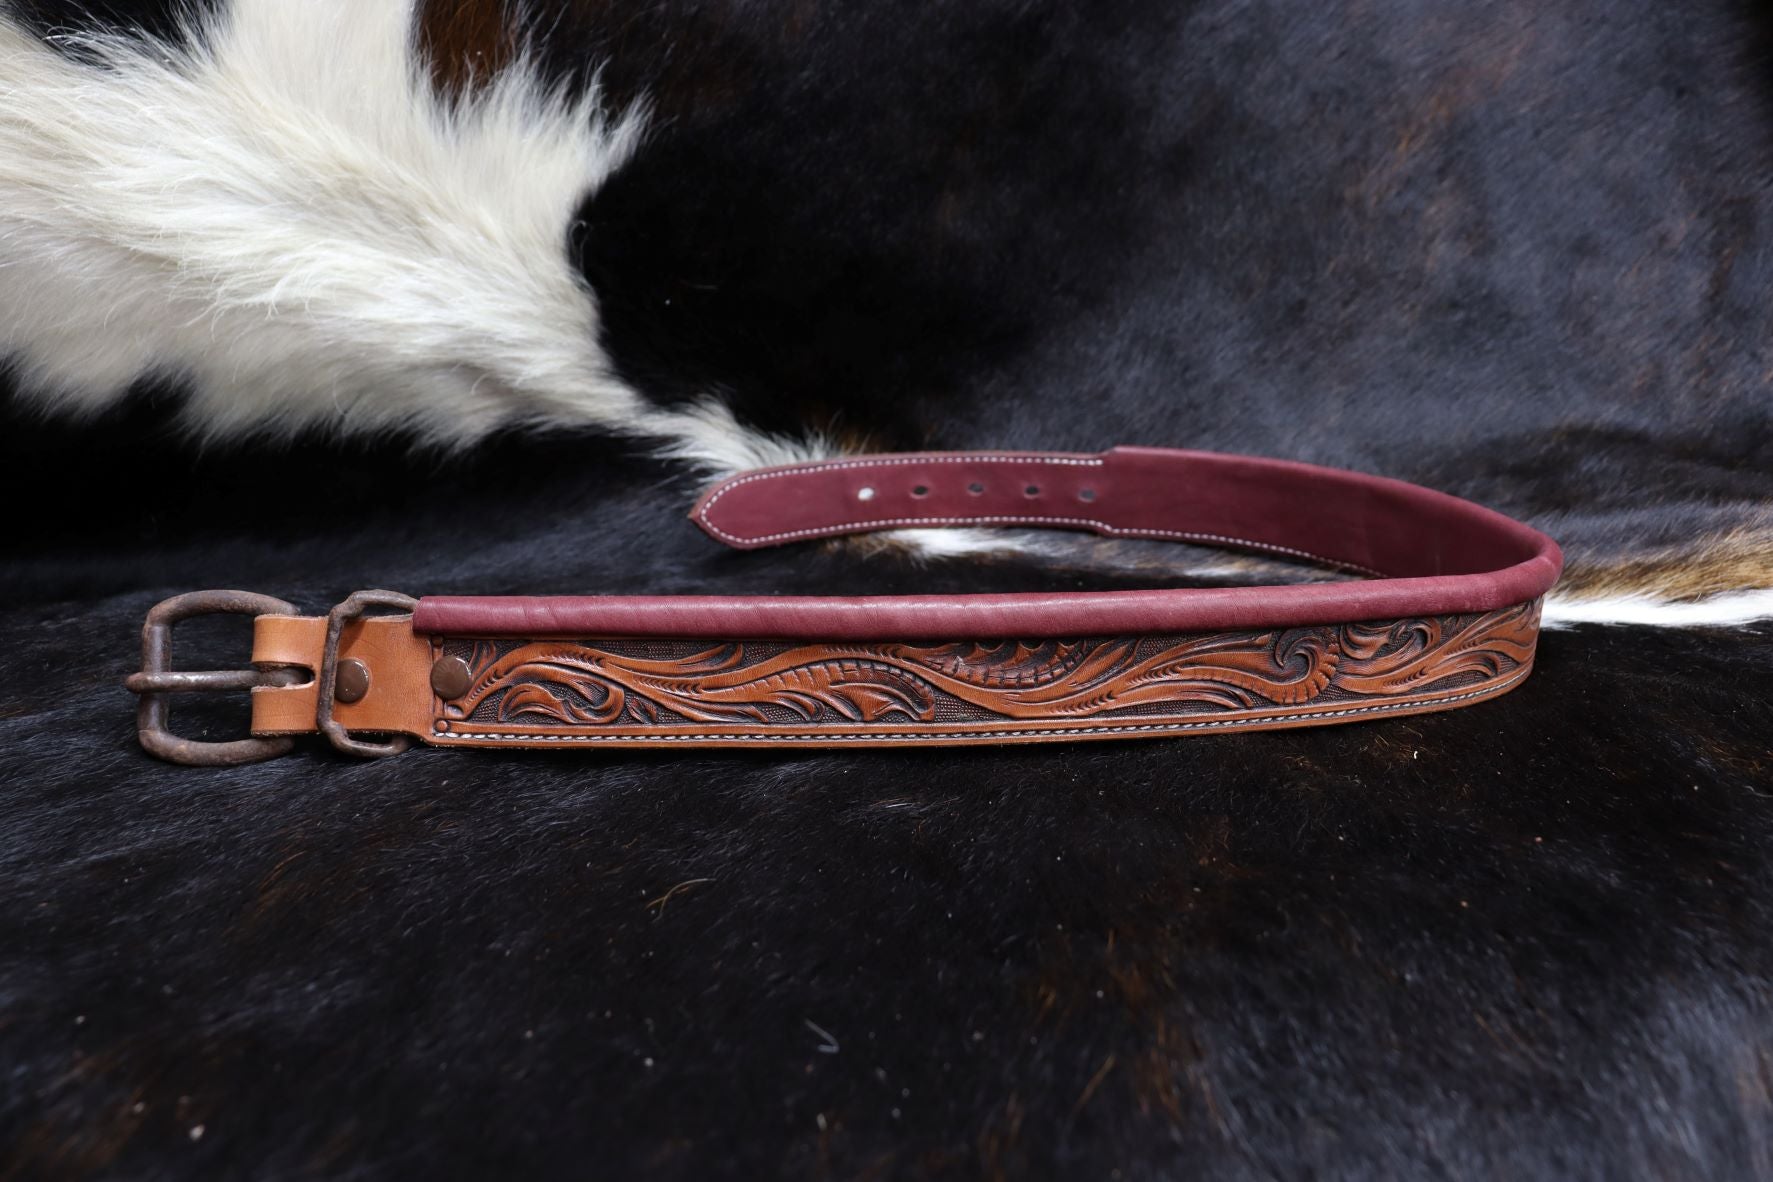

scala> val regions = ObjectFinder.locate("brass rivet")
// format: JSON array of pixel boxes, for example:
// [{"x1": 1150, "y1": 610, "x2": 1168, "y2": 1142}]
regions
[
  {"x1": 430, "y1": 656, "x2": 473, "y2": 701},
  {"x1": 334, "y1": 659, "x2": 371, "y2": 704}
]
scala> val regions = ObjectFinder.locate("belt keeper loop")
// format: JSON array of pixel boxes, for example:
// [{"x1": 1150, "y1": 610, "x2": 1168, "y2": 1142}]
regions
[{"x1": 316, "y1": 590, "x2": 420, "y2": 759}]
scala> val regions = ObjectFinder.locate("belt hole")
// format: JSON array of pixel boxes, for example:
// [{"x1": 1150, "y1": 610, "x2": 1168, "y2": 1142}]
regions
[
  {"x1": 911, "y1": 484, "x2": 930, "y2": 498},
  {"x1": 857, "y1": 487, "x2": 876, "y2": 501},
  {"x1": 1078, "y1": 487, "x2": 1097, "y2": 502},
  {"x1": 1024, "y1": 484, "x2": 1041, "y2": 497},
  {"x1": 967, "y1": 482, "x2": 985, "y2": 495}
]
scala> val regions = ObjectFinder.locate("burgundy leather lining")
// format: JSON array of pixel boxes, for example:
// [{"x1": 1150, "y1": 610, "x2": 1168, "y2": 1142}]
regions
[{"x1": 414, "y1": 447, "x2": 1562, "y2": 640}]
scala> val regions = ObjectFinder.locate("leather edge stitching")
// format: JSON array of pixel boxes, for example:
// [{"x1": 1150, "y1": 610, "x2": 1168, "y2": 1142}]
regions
[
  {"x1": 693, "y1": 454, "x2": 1386, "y2": 576},
  {"x1": 433, "y1": 663, "x2": 1531, "y2": 744}
]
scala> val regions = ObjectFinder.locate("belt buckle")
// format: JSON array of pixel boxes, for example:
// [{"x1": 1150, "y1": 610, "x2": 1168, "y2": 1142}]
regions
[
  {"x1": 123, "y1": 590, "x2": 306, "y2": 766},
  {"x1": 126, "y1": 588, "x2": 420, "y2": 765}
]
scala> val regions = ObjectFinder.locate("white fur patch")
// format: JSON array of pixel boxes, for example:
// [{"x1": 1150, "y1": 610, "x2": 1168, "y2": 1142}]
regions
[
  {"x1": 1542, "y1": 589, "x2": 1773, "y2": 629},
  {"x1": 0, "y1": 0, "x2": 815, "y2": 472}
]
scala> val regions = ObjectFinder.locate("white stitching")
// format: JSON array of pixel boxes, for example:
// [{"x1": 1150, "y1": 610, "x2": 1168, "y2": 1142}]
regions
[
  {"x1": 435, "y1": 665, "x2": 1530, "y2": 745},
  {"x1": 694, "y1": 454, "x2": 1385, "y2": 577}
]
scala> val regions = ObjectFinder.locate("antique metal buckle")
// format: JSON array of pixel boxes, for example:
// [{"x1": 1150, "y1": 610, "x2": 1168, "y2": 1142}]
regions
[
  {"x1": 125, "y1": 588, "x2": 418, "y2": 766},
  {"x1": 124, "y1": 590, "x2": 304, "y2": 766}
]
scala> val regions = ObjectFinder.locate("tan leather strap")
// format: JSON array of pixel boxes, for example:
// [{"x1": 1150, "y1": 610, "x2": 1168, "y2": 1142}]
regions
[
  {"x1": 242, "y1": 601, "x2": 1541, "y2": 751},
  {"x1": 127, "y1": 446, "x2": 1560, "y2": 763},
  {"x1": 251, "y1": 614, "x2": 434, "y2": 738}
]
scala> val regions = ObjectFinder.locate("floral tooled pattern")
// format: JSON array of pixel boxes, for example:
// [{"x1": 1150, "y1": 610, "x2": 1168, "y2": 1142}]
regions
[{"x1": 438, "y1": 601, "x2": 1540, "y2": 731}]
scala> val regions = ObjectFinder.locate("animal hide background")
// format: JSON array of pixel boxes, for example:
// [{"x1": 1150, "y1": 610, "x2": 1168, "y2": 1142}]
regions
[{"x1": 3, "y1": 0, "x2": 1773, "y2": 1177}]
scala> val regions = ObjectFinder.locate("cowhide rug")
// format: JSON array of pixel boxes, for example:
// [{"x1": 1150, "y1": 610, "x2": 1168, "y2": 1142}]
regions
[{"x1": 3, "y1": 1, "x2": 1772, "y2": 1177}]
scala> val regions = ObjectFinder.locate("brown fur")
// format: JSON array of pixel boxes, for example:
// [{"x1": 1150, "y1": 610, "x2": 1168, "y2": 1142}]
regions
[
  {"x1": 1557, "y1": 525, "x2": 1773, "y2": 602},
  {"x1": 415, "y1": 0, "x2": 516, "y2": 98}
]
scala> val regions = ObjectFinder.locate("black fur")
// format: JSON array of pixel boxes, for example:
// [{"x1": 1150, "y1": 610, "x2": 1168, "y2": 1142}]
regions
[
  {"x1": 4, "y1": 0, "x2": 219, "y2": 46},
  {"x1": 5, "y1": 401, "x2": 1773, "y2": 1179},
  {"x1": 578, "y1": 0, "x2": 1773, "y2": 492},
  {"x1": 6, "y1": 1, "x2": 1773, "y2": 1178}
]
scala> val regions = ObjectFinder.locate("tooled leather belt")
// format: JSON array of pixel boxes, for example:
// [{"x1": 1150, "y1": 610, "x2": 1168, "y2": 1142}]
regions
[{"x1": 124, "y1": 446, "x2": 1562, "y2": 765}]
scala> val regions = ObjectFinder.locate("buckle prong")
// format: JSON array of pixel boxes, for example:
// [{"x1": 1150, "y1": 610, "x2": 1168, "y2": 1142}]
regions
[{"x1": 125, "y1": 669, "x2": 305, "y2": 694}]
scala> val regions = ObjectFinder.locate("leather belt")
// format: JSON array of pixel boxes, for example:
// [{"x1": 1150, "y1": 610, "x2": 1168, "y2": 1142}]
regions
[{"x1": 124, "y1": 447, "x2": 1562, "y2": 764}]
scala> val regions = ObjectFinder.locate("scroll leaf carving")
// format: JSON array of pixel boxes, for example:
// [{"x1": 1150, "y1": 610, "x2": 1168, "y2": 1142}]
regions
[
  {"x1": 455, "y1": 642, "x2": 937, "y2": 726},
  {"x1": 441, "y1": 601, "x2": 1541, "y2": 732},
  {"x1": 1336, "y1": 603, "x2": 1539, "y2": 695}
]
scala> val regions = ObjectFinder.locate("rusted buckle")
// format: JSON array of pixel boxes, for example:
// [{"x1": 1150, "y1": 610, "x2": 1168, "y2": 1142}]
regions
[
  {"x1": 124, "y1": 590, "x2": 306, "y2": 767},
  {"x1": 127, "y1": 588, "x2": 421, "y2": 765}
]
